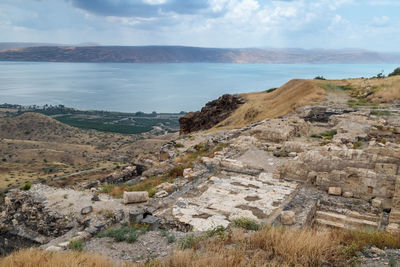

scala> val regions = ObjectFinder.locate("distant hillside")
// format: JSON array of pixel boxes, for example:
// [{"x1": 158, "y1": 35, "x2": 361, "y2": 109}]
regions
[
  {"x1": 0, "y1": 45, "x2": 400, "y2": 63},
  {"x1": 216, "y1": 75, "x2": 400, "y2": 129}
]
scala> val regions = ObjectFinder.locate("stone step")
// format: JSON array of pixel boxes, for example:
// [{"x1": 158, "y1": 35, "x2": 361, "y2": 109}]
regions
[
  {"x1": 315, "y1": 211, "x2": 378, "y2": 229},
  {"x1": 346, "y1": 211, "x2": 380, "y2": 223},
  {"x1": 389, "y1": 210, "x2": 400, "y2": 224},
  {"x1": 314, "y1": 218, "x2": 355, "y2": 230}
]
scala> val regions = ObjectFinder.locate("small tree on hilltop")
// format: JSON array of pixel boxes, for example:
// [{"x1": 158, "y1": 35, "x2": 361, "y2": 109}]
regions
[{"x1": 389, "y1": 67, "x2": 400, "y2": 77}]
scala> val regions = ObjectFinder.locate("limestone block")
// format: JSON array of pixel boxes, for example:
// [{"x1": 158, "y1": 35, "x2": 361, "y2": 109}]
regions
[
  {"x1": 154, "y1": 190, "x2": 168, "y2": 198},
  {"x1": 45, "y1": 246, "x2": 62, "y2": 252},
  {"x1": 58, "y1": 242, "x2": 70, "y2": 248},
  {"x1": 123, "y1": 191, "x2": 149, "y2": 204},
  {"x1": 183, "y1": 168, "x2": 195, "y2": 178},
  {"x1": 386, "y1": 223, "x2": 400, "y2": 234},
  {"x1": 328, "y1": 187, "x2": 342, "y2": 196},
  {"x1": 343, "y1": 191, "x2": 353, "y2": 198},
  {"x1": 375, "y1": 163, "x2": 398, "y2": 176},
  {"x1": 70, "y1": 231, "x2": 91, "y2": 242},
  {"x1": 280, "y1": 211, "x2": 296, "y2": 225},
  {"x1": 371, "y1": 198, "x2": 382, "y2": 208},
  {"x1": 157, "y1": 182, "x2": 176, "y2": 193}
]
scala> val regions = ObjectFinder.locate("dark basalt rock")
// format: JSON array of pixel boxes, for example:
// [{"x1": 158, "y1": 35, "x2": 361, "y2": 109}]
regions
[{"x1": 179, "y1": 94, "x2": 245, "y2": 134}]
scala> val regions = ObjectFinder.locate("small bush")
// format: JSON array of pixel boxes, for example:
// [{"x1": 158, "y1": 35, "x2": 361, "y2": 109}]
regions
[
  {"x1": 370, "y1": 110, "x2": 391, "y2": 116},
  {"x1": 266, "y1": 87, "x2": 278, "y2": 92},
  {"x1": 178, "y1": 234, "x2": 196, "y2": 249},
  {"x1": 206, "y1": 225, "x2": 226, "y2": 238},
  {"x1": 352, "y1": 141, "x2": 362, "y2": 149},
  {"x1": 160, "y1": 229, "x2": 176, "y2": 243},
  {"x1": 21, "y1": 183, "x2": 31, "y2": 191},
  {"x1": 310, "y1": 133, "x2": 322, "y2": 139},
  {"x1": 68, "y1": 240, "x2": 83, "y2": 252},
  {"x1": 96, "y1": 224, "x2": 148, "y2": 243},
  {"x1": 167, "y1": 165, "x2": 184, "y2": 178},
  {"x1": 174, "y1": 143, "x2": 184, "y2": 148},
  {"x1": 314, "y1": 76, "x2": 326, "y2": 80},
  {"x1": 231, "y1": 217, "x2": 260, "y2": 231},
  {"x1": 337, "y1": 85, "x2": 353, "y2": 91},
  {"x1": 388, "y1": 67, "x2": 400, "y2": 77},
  {"x1": 320, "y1": 130, "x2": 337, "y2": 139}
]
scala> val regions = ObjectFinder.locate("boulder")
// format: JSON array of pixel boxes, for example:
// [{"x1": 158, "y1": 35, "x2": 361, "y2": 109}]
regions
[
  {"x1": 123, "y1": 191, "x2": 149, "y2": 204},
  {"x1": 343, "y1": 192, "x2": 353, "y2": 198},
  {"x1": 45, "y1": 246, "x2": 62, "y2": 252},
  {"x1": 280, "y1": 211, "x2": 296, "y2": 225},
  {"x1": 80, "y1": 206, "x2": 93, "y2": 215},
  {"x1": 154, "y1": 190, "x2": 168, "y2": 198},
  {"x1": 140, "y1": 215, "x2": 160, "y2": 230},
  {"x1": 372, "y1": 198, "x2": 382, "y2": 208},
  {"x1": 157, "y1": 182, "x2": 176, "y2": 193},
  {"x1": 328, "y1": 187, "x2": 342, "y2": 196}
]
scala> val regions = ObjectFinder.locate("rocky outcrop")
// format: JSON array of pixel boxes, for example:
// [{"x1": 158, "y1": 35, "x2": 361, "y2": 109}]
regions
[
  {"x1": 179, "y1": 94, "x2": 244, "y2": 134},
  {"x1": 0, "y1": 190, "x2": 73, "y2": 255}
]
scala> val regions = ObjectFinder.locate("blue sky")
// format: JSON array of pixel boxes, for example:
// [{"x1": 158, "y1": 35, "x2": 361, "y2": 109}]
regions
[{"x1": 0, "y1": 0, "x2": 399, "y2": 51}]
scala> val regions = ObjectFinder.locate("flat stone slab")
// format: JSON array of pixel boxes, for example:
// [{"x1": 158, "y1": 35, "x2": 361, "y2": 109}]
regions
[{"x1": 172, "y1": 172, "x2": 297, "y2": 231}]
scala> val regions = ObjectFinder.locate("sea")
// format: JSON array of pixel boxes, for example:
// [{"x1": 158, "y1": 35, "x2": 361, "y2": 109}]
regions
[{"x1": 0, "y1": 62, "x2": 398, "y2": 113}]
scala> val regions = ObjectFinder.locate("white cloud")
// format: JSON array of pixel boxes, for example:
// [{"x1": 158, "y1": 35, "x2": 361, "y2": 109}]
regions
[{"x1": 142, "y1": 0, "x2": 167, "y2": 4}]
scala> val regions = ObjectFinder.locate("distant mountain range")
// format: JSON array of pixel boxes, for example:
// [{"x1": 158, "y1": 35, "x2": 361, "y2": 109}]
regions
[{"x1": 0, "y1": 43, "x2": 400, "y2": 63}]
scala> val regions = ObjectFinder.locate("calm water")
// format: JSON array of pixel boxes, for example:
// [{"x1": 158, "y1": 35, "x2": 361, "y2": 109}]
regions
[{"x1": 0, "y1": 62, "x2": 398, "y2": 113}]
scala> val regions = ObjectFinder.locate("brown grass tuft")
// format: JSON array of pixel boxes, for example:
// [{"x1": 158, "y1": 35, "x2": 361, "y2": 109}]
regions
[
  {"x1": 0, "y1": 248, "x2": 116, "y2": 267},
  {"x1": 4, "y1": 227, "x2": 400, "y2": 267}
]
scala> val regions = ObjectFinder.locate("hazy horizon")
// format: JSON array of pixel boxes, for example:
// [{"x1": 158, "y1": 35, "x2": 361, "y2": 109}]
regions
[{"x1": 1, "y1": 0, "x2": 400, "y2": 52}]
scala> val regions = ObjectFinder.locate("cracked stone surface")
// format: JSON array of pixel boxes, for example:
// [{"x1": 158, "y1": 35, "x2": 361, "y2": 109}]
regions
[{"x1": 172, "y1": 172, "x2": 297, "y2": 231}]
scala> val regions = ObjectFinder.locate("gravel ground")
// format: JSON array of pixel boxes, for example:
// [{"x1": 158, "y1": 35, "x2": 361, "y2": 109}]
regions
[{"x1": 84, "y1": 229, "x2": 187, "y2": 262}]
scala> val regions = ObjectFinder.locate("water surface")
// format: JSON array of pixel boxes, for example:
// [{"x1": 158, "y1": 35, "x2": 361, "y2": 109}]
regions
[{"x1": 0, "y1": 62, "x2": 398, "y2": 113}]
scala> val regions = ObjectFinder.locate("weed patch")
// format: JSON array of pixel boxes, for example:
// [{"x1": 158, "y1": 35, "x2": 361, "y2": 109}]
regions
[
  {"x1": 97, "y1": 224, "x2": 149, "y2": 243},
  {"x1": 231, "y1": 217, "x2": 260, "y2": 231},
  {"x1": 68, "y1": 240, "x2": 83, "y2": 252}
]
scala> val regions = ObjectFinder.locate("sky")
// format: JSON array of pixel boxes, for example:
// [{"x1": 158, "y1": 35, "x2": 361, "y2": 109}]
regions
[{"x1": 0, "y1": 0, "x2": 399, "y2": 51}]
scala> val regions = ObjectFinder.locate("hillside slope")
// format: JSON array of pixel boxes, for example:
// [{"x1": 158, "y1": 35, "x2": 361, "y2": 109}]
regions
[
  {"x1": 0, "y1": 112, "x2": 174, "y2": 189},
  {"x1": 215, "y1": 79, "x2": 326, "y2": 129}
]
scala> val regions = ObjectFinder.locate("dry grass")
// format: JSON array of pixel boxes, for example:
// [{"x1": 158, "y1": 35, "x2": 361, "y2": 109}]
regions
[
  {"x1": 316, "y1": 75, "x2": 400, "y2": 103},
  {"x1": 215, "y1": 79, "x2": 325, "y2": 129},
  {"x1": 3, "y1": 227, "x2": 400, "y2": 267},
  {"x1": 0, "y1": 248, "x2": 116, "y2": 267},
  {"x1": 153, "y1": 227, "x2": 344, "y2": 267},
  {"x1": 212, "y1": 76, "x2": 400, "y2": 130}
]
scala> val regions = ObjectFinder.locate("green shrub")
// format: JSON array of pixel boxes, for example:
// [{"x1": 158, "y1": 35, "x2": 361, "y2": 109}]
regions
[
  {"x1": 206, "y1": 225, "x2": 226, "y2": 238},
  {"x1": 174, "y1": 143, "x2": 184, "y2": 148},
  {"x1": 266, "y1": 87, "x2": 278, "y2": 92},
  {"x1": 370, "y1": 110, "x2": 391, "y2": 116},
  {"x1": 310, "y1": 133, "x2": 322, "y2": 139},
  {"x1": 160, "y1": 229, "x2": 176, "y2": 243},
  {"x1": 178, "y1": 234, "x2": 196, "y2": 249},
  {"x1": 314, "y1": 76, "x2": 326, "y2": 80},
  {"x1": 69, "y1": 240, "x2": 83, "y2": 252},
  {"x1": 388, "y1": 67, "x2": 400, "y2": 77},
  {"x1": 320, "y1": 130, "x2": 337, "y2": 139},
  {"x1": 231, "y1": 217, "x2": 260, "y2": 231},
  {"x1": 352, "y1": 141, "x2": 362, "y2": 149},
  {"x1": 337, "y1": 85, "x2": 353, "y2": 91},
  {"x1": 96, "y1": 224, "x2": 149, "y2": 243},
  {"x1": 21, "y1": 183, "x2": 31, "y2": 191}
]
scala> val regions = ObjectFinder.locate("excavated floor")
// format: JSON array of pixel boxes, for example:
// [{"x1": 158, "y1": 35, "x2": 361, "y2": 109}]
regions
[{"x1": 172, "y1": 172, "x2": 297, "y2": 231}]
